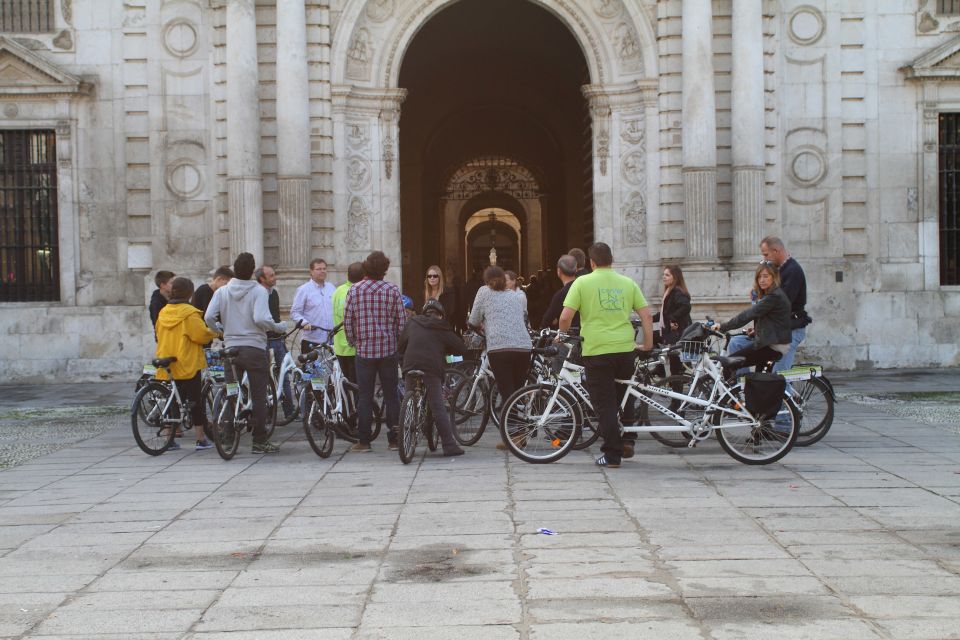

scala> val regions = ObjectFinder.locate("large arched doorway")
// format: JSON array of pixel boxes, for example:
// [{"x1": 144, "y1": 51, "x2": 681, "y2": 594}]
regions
[{"x1": 398, "y1": 0, "x2": 593, "y2": 300}]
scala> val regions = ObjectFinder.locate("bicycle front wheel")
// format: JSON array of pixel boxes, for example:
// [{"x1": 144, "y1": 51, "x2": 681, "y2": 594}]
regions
[
  {"x1": 398, "y1": 389, "x2": 425, "y2": 464},
  {"x1": 500, "y1": 383, "x2": 581, "y2": 464},
  {"x1": 714, "y1": 395, "x2": 799, "y2": 465},
  {"x1": 131, "y1": 382, "x2": 176, "y2": 456},
  {"x1": 212, "y1": 388, "x2": 241, "y2": 460},
  {"x1": 339, "y1": 381, "x2": 382, "y2": 443},
  {"x1": 304, "y1": 398, "x2": 335, "y2": 458},
  {"x1": 450, "y1": 376, "x2": 490, "y2": 446},
  {"x1": 263, "y1": 378, "x2": 278, "y2": 438},
  {"x1": 274, "y1": 368, "x2": 301, "y2": 426},
  {"x1": 792, "y1": 376, "x2": 835, "y2": 447}
]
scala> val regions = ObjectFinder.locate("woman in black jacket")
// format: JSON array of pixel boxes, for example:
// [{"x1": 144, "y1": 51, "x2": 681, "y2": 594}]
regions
[
  {"x1": 712, "y1": 262, "x2": 792, "y2": 377},
  {"x1": 398, "y1": 299, "x2": 466, "y2": 457},
  {"x1": 654, "y1": 265, "x2": 692, "y2": 345}
]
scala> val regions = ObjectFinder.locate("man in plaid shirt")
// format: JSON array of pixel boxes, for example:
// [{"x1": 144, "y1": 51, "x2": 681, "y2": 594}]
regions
[{"x1": 344, "y1": 250, "x2": 406, "y2": 452}]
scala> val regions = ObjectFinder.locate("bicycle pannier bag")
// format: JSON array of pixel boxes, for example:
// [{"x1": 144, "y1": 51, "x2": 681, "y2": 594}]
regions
[{"x1": 743, "y1": 372, "x2": 786, "y2": 420}]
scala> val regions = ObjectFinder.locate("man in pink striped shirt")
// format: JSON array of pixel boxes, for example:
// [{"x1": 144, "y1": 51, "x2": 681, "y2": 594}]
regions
[{"x1": 344, "y1": 251, "x2": 406, "y2": 452}]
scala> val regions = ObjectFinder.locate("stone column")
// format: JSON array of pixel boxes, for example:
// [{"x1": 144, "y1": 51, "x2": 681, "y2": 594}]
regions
[
  {"x1": 731, "y1": 0, "x2": 765, "y2": 260},
  {"x1": 276, "y1": 0, "x2": 312, "y2": 269},
  {"x1": 681, "y1": 0, "x2": 717, "y2": 259},
  {"x1": 226, "y1": 0, "x2": 263, "y2": 262}
]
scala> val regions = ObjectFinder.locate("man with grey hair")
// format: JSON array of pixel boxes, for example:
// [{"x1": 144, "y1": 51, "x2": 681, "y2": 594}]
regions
[{"x1": 541, "y1": 254, "x2": 581, "y2": 330}]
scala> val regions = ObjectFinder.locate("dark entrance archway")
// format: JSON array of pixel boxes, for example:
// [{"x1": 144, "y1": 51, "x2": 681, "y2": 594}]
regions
[{"x1": 398, "y1": 0, "x2": 593, "y2": 302}]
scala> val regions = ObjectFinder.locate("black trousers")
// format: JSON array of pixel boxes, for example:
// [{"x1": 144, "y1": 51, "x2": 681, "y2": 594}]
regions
[
  {"x1": 487, "y1": 350, "x2": 531, "y2": 404},
  {"x1": 337, "y1": 355, "x2": 356, "y2": 385},
  {"x1": 173, "y1": 371, "x2": 207, "y2": 431},
  {"x1": 224, "y1": 346, "x2": 270, "y2": 443},
  {"x1": 583, "y1": 350, "x2": 636, "y2": 462},
  {"x1": 725, "y1": 345, "x2": 782, "y2": 379}
]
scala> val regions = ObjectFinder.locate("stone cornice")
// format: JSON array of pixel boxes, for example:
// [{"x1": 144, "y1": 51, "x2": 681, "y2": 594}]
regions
[
  {"x1": 331, "y1": 84, "x2": 407, "y2": 116},
  {"x1": 582, "y1": 80, "x2": 658, "y2": 109},
  {"x1": 0, "y1": 36, "x2": 93, "y2": 97},
  {"x1": 902, "y1": 34, "x2": 960, "y2": 80}
]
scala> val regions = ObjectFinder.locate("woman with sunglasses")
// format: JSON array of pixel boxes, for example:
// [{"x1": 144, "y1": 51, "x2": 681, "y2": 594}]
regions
[
  {"x1": 423, "y1": 265, "x2": 455, "y2": 318},
  {"x1": 711, "y1": 262, "x2": 792, "y2": 378}
]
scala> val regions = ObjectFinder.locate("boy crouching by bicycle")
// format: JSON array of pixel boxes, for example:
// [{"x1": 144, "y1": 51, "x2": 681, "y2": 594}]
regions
[
  {"x1": 398, "y1": 299, "x2": 466, "y2": 457},
  {"x1": 156, "y1": 277, "x2": 220, "y2": 450}
]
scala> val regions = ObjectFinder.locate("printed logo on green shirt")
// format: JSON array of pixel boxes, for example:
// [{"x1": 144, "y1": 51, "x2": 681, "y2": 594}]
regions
[{"x1": 598, "y1": 288, "x2": 624, "y2": 311}]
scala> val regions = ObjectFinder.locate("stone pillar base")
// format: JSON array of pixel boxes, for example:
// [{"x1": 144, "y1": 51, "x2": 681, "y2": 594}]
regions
[
  {"x1": 682, "y1": 167, "x2": 717, "y2": 259},
  {"x1": 228, "y1": 177, "x2": 263, "y2": 263},
  {"x1": 278, "y1": 176, "x2": 311, "y2": 269},
  {"x1": 733, "y1": 166, "x2": 764, "y2": 260}
]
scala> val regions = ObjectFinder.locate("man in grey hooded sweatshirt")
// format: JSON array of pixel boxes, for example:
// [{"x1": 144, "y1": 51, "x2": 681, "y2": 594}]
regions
[{"x1": 205, "y1": 252, "x2": 287, "y2": 453}]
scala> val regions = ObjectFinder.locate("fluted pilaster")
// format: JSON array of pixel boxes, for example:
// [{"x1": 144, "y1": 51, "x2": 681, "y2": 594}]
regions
[
  {"x1": 278, "y1": 177, "x2": 311, "y2": 267},
  {"x1": 683, "y1": 168, "x2": 717, "y2": 259},
  {"x1": 733, "y1": 167, "x2": 764, "y2": 259}
]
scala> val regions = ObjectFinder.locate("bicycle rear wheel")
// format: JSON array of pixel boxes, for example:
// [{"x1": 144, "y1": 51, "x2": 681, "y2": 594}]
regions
[
  {"x1": 425, "y1": 410, "x2": 439, "y2": 452},
  {"x1": 274, "y1": 368, "x2": 301, "y2": 426},
  {"x1": 450, "y1": 376, "x2": 490, "y2": 446},
  {"x1": 500, "y1": 383, "x2": 581, "y2": 464},
  {"x1": 131, "y1": 382, "x2": 176, "y2": 456},
  {"x1": 714, "y1": 395, "x2": 799, "y2": 465},
  {"x1": 641, "y1": 375, "x2": 701, "y2": 449},
  {"x1": 339, "y1": 381, "x2": 382, "y2": 443},
  {"x1": 212, "y1": 388, "x2": 241, "y2": 460},
  {"x1": 792, "y1": 376, "x2": 834, "y2": 447},
  {"x1": 303, "y1": 398, "x2": 335, "y2": 458},
  {"x1": 398, "y1": 389, "x2": 424, "y2": 464},
  {"x1": 262, "y1": 378, "x2": 278, "y2": 438}
]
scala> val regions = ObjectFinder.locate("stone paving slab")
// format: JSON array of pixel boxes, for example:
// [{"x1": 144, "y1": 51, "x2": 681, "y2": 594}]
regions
[{"x1": 1, "y1": 381, "x2": 960, "y2": 638}]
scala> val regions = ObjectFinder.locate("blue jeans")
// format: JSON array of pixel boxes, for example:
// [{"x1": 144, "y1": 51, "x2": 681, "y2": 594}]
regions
[
  {"x1": 729, "y1": 327, "x2": 807, "y2": 376},
  {"x1": 356, "y1": 353, "x2": 400, "y2": 445}
]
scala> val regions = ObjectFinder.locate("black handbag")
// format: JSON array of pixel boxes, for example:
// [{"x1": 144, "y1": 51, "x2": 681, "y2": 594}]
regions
[{"x1": 743, "y1": 372, "x2": 786, "y2": 420}]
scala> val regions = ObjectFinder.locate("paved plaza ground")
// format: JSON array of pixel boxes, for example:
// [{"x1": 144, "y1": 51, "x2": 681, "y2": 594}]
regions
[{"x1": 0, "y1": 369, "x2": 959, "y2": 639}]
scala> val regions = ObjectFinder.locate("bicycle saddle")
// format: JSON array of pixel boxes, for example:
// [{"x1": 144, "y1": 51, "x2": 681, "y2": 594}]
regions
[
  {"x1": 152, "y1": 357, "x2": 177, "y2": 368},
  {"x1": 405, "y1": 369, "x2": 425, "y2": 378},
  {"x1": 714, "y1": 355, "x2": 746, "y2": 368},
  {"x1": 220, "y1": 347, "x2": 240, "y2": 359}
]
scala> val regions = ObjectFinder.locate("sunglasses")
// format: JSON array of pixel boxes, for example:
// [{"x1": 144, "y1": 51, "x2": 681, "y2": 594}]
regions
[
  {"x1": 759, "y1": 260, "x2": 778, "y2": 269},
  {"x1": 427, "y1": 274, "x2": 440, "y2": 279}
]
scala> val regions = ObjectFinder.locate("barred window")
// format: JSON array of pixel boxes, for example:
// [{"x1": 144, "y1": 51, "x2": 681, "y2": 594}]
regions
[
  {"x1": 940, "y1": 0, "x2": 960, "y2": 16},
  {"x1": 939, "y1": 114, "x2": 960, "y2": 286},
  {"x1": 0, "y1": 130, "x2": 59, "y2": 302},
  {"x1": 0, "y1": 0, "x2": 54, "y2": 33}
]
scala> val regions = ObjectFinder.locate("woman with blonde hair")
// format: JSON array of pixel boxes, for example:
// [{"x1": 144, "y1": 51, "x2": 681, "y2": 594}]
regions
[
  {"x1": 423, "y1": 265, "x2": 455, "y2": 316},
  {"x1": 712, "y1": 262, "x2": 792, "y2": 377}
]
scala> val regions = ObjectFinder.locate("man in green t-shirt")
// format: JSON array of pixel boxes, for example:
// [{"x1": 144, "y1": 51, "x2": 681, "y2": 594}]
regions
[
  {"x1": 559, "y1": 242, "x2": 653, "y2": 468},
  {"x1": 333, "y1": 262, "x2": 364, "y2": 383}
]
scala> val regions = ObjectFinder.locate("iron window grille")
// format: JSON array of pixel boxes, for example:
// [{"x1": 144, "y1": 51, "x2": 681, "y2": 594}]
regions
[
  {"x1": 939, "y1": 114, "x2": 960, "y2": 286},
  {"x1": 0, "y1": 129, "x2": 59, "y2": 302},
  {"x1": 0, "y1": 0, "x2": 55, "y2": 33}
]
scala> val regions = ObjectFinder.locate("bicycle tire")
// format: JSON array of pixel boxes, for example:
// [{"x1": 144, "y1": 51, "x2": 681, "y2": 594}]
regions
[
  {"x1": 303, "y1": 398, "x2": 335, "y2": 458},
  {"x1": 274, "y1": 368, "x2": 301, "y2": 426},
  {"x1": 336, "y1": 381, "x2": 382, "y2": 443},
  {"x1": 263, "y1": 377, "x2": 278, "y2": 438},
  {"x1": 212, "y1": 388, "x2": 241, "y2": 460},
  {"x1": 714, "y1": 395, "x2": 800, "y2": 465},
  {"x1": 450, "y1": 375, "x2": 490, "y2": 446},
  {"x1": 425, "y1": 409, "x2": 439, "y2": 452},
  {"x1": 398, "y1": 388, "x2": 423, "y2": 464},
  {"x1": 555, "y1": 385, "x2": 599, "y2": 450},
  {"x1": 488, "y1": 383, "x2": 503, "y2": 428},
  {"x1": 131, "y1": 382, "x2": 176, "y2": 456},
  {"x1": 792, "y1": 376, "x2": 835, "y2": 447},
  {"x1": 499, "y1": 383, "x2": 582, "y2": 464}
]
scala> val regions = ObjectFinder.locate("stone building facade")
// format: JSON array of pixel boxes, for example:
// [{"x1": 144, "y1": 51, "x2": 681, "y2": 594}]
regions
[{"x1": 0, "y1": 0, "x2": 958, "y2": 382}]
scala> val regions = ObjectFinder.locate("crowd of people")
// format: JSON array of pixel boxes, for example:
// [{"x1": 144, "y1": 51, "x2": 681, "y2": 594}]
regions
[{"x1": 147, "y1": 235, "x2": 810, "y2": 468}]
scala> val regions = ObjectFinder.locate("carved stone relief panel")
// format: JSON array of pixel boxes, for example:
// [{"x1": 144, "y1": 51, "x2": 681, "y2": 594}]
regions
[
  {"x1": 346, "y1": 27, "x2": 372, "y2": 81},
  {"x1": 917, "y1": 0, "x2": 960, "y2": 35},
  {"x1": 365, "y1": 0, "x2": 395, "y2": 23},
  {"x1": 621, "y1": 191, "x2": 646, "y2": 247}
]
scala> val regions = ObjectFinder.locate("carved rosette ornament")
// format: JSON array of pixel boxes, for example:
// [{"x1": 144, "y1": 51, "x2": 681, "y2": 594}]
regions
[{"x1": 621, "y1": 191, "x2": 646, "y2": 246}]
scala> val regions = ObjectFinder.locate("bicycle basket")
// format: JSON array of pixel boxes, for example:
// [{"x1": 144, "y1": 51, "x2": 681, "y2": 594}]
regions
[
  {"x1": 678, "y1": 340, "x2": 706, "y2": 363},
  {"x1": 463, "y1": 330, "x2": 485, "y2": 351},
  {"x1": 743, "y1": 372, "x2": 786, "y2": 420}
]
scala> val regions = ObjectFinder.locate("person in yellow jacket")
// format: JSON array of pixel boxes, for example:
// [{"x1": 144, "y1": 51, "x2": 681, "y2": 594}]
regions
[
  {"x1": 332, "y1": 262, "x2": 363, "y2": 384},
  {"x1": 156, "y1": 277, "x2": 220, "y2": 450}
]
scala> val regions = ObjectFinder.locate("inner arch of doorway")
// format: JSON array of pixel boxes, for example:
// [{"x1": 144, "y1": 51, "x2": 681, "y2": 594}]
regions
[{"x1": 330, "y1": 0, "x2": 659, "y2": 88}]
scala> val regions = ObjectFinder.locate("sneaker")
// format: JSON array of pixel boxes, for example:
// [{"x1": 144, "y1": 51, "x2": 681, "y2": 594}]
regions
[
  {"x1": 621, "y1": 441, "x2": 635, "y2": 459},
  {"x1": 252, "y1": 440, "x2": 280, "y2": 454},
  {"x1": 443, "y1": 446, "x2": 465, "y2": 457},
  {"x1": 195, "y1": 439, "x2": 213, "y2": 451},
  {"x1": 350, "y1": 443, "x2": 372, "y2": 453},
  {"x1": 595, "y1": 454, "x2": 620, "y2": 468},
  {"x1": 388, "y1": 442, "x2": 399, "y2": 451},
  {"x1": 166, "y1": 440, "x2": 181, "y2": 451}
]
